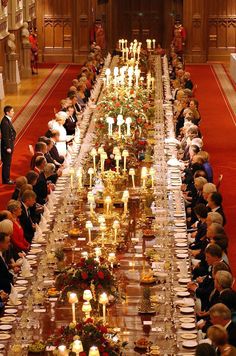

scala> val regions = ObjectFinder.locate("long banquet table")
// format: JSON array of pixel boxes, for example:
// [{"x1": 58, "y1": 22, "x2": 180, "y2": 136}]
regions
[{"x1": 0, "y1": 54, "x2": 199, "y2": 356}]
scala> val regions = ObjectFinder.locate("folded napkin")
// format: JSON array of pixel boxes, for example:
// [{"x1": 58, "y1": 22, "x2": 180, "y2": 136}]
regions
[
  {"x1": 39, "y1": 215, "x2": 47, "y2": 231},
  {"x1": 43, "y1": 205, "x2": 50, "y2": 219},
  {"x1": 9, "y1": 284, "x2": 19, "y2": 305},
  {"x1": 21, "y1": 257, "x2": 31, "y2": 278}
]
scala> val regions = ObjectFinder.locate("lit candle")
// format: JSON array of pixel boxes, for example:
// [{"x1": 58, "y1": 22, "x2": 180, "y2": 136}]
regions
[
  {"x1": 134, "y1": 68, "x2": 140, "y2": 86},
  {"x1": 141, "y1": 167, "x2": 148, "y2": 188},
  {"x1": 72, "y1": 340, "x2": 83, "y2": 355},
  {"x1": 83, "y1": 289, "x2": 93, "y2": 302},
  {"x1": 113, "y1": 67, "x2": 119, "y2": 87},
  {"x1": 124, "y1": 39, "x2": 127, "y2": 48},
  {"x1": 122, "y1": 149, "x2": 129, "y2": 172},
  {"x1": 152, "y1": 39, "x2": 156, "y2": 49},
  {"x1": 89, "y1": 346, "x2": 100, "y2": 356},
  {"x1": 117, "y1": 114, "x2": 124, "y2": 138},
  {"x1": 105, "y1": 196, "x2": 112, "y2": 215},
  {"x1": 115, "y1": 154, "x2": 121, "y2": 173},
  {"x1": 105, "y1": 68, "x2": 111, "y2": 86},
  {"x1": 82, "y1": 301, "x2": 92, "y2": 319},
  {"x1": 149, "y1": 167, "x2": 155, "y2": 188},
  {"x1": 90, "y1": 148, "x2": 97, "y2": 172},
  {"x1": 125, "y1": 117, "x2": 132, "y2": 136},
  {"x1": 86, "y1": 221, "x2": 93, "y2": 245},
  {"x1": 87, "y1": 192, "x2": 95, "y2": 214},
  {"x1": 129, "y1": 168, "x2": 136, "y2": 188},
  {"x1": 98, "y1": 215, "x2": 105, "y2": 225},
  {"x1": 112, "y1": 220, "x2": 120, "y2": 244},
  {"x1": 68, "y1": 292, "x2": 78, "y2": 324},
  {"x1": 122, "y1": 190, "x2": 129, "y2": 214},
  {"x1": 58, "y1": 345, "x2": 68, "y2": 356},
  {"x1": 88, "y1": 167, "x2": 95, "y2": 188},
  {"x1": 95, "y1": 246, "x2": 102, "y2": 259},
  {"x1": 101, "y1": 152, "x2": 107, "y2": 172},
  {"x1": 108, "y1": 252, "x2": 116, "y2": 269},
  {"x1": 77, "y1": 168, "x2": 83, "y2": 189},
  {"x1": 70, "y1": 168, "x2": 75, "y2": 189},
  {"x1": 100, "y1": 223, "x2": 106, "y2": 247},
  {"x1": 99, "y1": 292, "x2": 108, "y2": 325},
  {"x1": 106, "y1": 116, "x2": 114, "y2": 136}
]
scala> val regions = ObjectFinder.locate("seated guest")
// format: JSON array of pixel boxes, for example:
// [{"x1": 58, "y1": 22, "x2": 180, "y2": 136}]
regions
[
  {"x1": 34, "y1": 156, "x2": 47, "y2": 174},
  {"x1": 188, "y1": 244, "x2": 225, "y2": 311},
  {"x1": 64, "y1": 106, "x2": 77, "y2": 135},
  {"x1": 7, "y1": 200, "x2": 30, "y2": 257},
  {"x1": 207, "y1": 192, "x2": 226, "y2": 226},
  {"x1": 207, "y1": 325, "x2": 236, "y2": 354},
  {"x1": 69, "y1": 93, "x2": 82, "y2": 114},
  {"x1": 19, "y1": 190, "x2": 37, "y2": 243},
  {"x1": 0, "y1": 210, "x2": 12, "y2": 222},
  {"x1": 18, "y1": 184, "x2": 33, "y2": 201},
  {"x1": 12, "y1": 176, "x2": 27, "y2": 200},
  {"x1": 0, "y1": 232, "x2": 14, "y2": 294},
  {"x1": 192, "y1": 177, "x2": 208, "y2": 207},
  {"x1": 195, "y1": 343, "x2": 216, "y2": 356},
  {"x1": 50, "y1": 130, "x2": 65, "y2": 164},
  {"x1": 0, "y1": 290, "x2": 8, "y2": 312},
  {"x1": 33, "y1": 163, "x2": 55, "y2": 205},
  {"x1": 209, "y1": 304, "x2": 236, "y2": 347},
  {"x1": 184, "y1": 72, "x2": 193, "y2": 90},
  {"x1": 198, "y1": 151, "x2": 213, "y2": 183},
  {"x1": 44, "y1": 138, "x2": 61, "y2": 168},
  {"x1": 206, "y1": 212, "x2": 224, "y2": 227},
  {"x1": 190, "y1": 204, "x2": 208, "y2": 253},
  {"x1": 30, "y1": 141, "x2": 47, "y2": 170},
  {"x1": 203, "y1": 183, "x2": 217, "y2": 202},
  {"x1": 25, "y1": 171, "x2": 39, "y2": 187},
  {"x1": 189, "y1": 98, "x2": 201, "y2": 125}
]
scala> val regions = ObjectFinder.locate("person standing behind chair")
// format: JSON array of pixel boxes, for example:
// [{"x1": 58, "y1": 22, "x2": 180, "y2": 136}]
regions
[{"x1": 0, "y1": 106, "x2": 16, "y2": 184}]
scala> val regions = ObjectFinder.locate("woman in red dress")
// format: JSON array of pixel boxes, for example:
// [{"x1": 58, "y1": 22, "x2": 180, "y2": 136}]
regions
[
  {"x1": 7, "y1": 200, "x2": 30, "y2": 254},
  {"x1": 29, "y1": 28, "x2": 39, "y2": 74}
]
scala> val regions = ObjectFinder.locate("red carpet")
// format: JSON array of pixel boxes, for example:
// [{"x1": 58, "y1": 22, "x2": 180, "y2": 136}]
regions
[
  {"x1": 0, "y1": 64, "x2": 81, "y2": 207},
  {"x1": 187, "y1": 64, "x2": 236, "y2": 275}
]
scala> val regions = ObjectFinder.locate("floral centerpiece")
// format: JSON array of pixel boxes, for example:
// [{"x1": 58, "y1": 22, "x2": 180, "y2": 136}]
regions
[
  {"x1": 48, "y1": 318, "x2": 127, "y2": 355},
  {"x1": 55, "y1": 257, "x2": 118, "y2": 303}
]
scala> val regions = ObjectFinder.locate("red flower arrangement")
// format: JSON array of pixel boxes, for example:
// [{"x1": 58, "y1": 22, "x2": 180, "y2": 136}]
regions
[
  {"x1": 55, "y1": 257, "x2": 118, "y2": 303},
  {"x1": 48, "y1": 318, "x2": 127, "y2": 355}
]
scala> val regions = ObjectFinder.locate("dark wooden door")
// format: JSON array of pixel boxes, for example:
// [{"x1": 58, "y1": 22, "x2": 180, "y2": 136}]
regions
[{"x1": 116, "y1": 0, "x2": 163, "y2": 43}]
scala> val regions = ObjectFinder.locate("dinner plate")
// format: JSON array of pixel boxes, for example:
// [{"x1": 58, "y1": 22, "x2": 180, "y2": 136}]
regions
[
  {"x1": 176, "y1": 242, "x2": 188, "y2": 248},
  {"x1": 0, "y1": 324, "x2": 12, "y2": 331},
  {"x1": 7, "y1": 300, "x2": 22, "y2": 306},
  {"x1": 182, "y1": 340, "x2": 197, "y2": 348},
  {"x1": 181, "y1": 323, "x2": 196, "y2": 330},
  {"x1": 174, "y1": 287, "x2": 187, "y2": 293},
  {"x1": 0, "y1": 316, "x2": 16, "y2": 323},
  {"x1": 177, "y1": 254, "x2": 188, "y2": 259},
  {"x1": 0, "y1": 334, "x2": 11, "y2": 340},
  {"x1": 180, "y1": 317, "x2": 195, "y2": 323},
  {"x1": 175, "y1": 238, "x2": 187, "y2": 243},
  {"x1": 0, "y1": 344, "x2": 4, "y2": 350},
  {"x1": 29, "y1": 248, "x2": 42, "y2": 254},
  {"x1": 176, "y1": 249, "x2": 188, "y2": 254},
  {"x1": 15, "y1": 279, "x2": 28, "y2": 285},
  {"x1": 17, "y1": 293, "x2": 24, "y2": 299},
  {"x1": 26, "y1": 254, "x2": 37, "y2": 260},
  {"x1": 14, "y1": 286, "x2": 27, "y2": 292},
  {"x1": 4, "y1": 308, "x2": 18, "y2": 314},
  {"x1": 179, "y1": 278, "x2": 191, "y2": 284},
  {"x1": 180, "y1": 307, "x2": 195, "y2": 314},
  {"x1": 177, "y1": 291, "x2": 190, "y2": 297},
  {"x1": 19, "y1": 273, "x2": 33, "y2": 278},
  {"x1": 31, "y1": 243, "x2": 42, "y2": 248},
  {"x1": 28, "y1": 260, "x2": 37, "y2": 266},
  {"x1": 181, "y1": 333, "x2": 197, "y2": 340},
  {"x1": 175, "y1": 222, "x2": 186, "y2": 227}
]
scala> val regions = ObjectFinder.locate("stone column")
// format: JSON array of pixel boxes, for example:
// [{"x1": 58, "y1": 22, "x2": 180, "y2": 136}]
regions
[
  {"x1": 21, "y1": 42, "x2": 32, "y2": 78},
  {"x1": 6, "y1": 53, "x2": 20, "y2": 93}
]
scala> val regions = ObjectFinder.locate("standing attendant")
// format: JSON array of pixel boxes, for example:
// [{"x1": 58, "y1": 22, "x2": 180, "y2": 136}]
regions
[{"x1": 0, "y1": 106, "x2": 16, "y2": 184}]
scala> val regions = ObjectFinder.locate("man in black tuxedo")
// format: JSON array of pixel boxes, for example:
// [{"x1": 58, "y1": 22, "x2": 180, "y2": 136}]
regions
[
  {"x1": 207, "y1": 192, "x2": 227, "y2": 226},
  {"x1": 50, "y1": 130, "x2": 65, "y2": 164},
  {"x1": 19, "y1": 190, "x2": 37, "y2": 243},
  {"x1": 209, "y1": 303, "x2": 236, "y2": 347},
  {"x1": 0, "y1": 105, "x2": 16, "y2": 184},
  {"x1": 0, "y1": 232, "x2": 14, "y2": 294}
]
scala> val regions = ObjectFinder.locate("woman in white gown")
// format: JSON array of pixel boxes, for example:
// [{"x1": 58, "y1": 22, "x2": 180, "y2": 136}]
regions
[{"x1": 52, "y1": 111, "x2": 68, "y2": 156}]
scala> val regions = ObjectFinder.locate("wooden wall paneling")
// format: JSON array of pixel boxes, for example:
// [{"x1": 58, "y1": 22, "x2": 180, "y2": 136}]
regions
[{"x1": 183, "y1": 0, "x2": 207, "y2": 63}]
